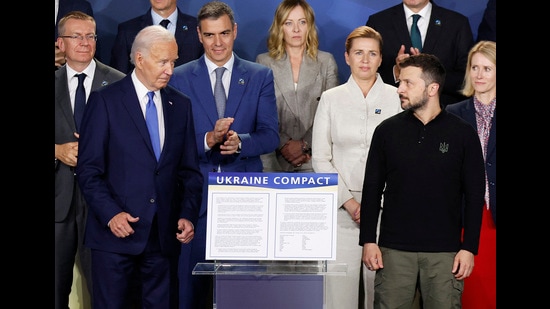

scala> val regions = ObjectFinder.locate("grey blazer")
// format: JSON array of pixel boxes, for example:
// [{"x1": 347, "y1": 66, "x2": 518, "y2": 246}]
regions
[
  {"x1": 55, "y1": 59, "x2": 125, "y2": 222},
  {"x1": 256, "y1": 50, "x2": 339, "y2": 172}
]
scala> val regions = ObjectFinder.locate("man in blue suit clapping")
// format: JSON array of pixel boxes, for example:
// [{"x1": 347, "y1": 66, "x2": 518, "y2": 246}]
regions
[{"x1": 168, "y1": 1, "x2": 279, "y2": 308}]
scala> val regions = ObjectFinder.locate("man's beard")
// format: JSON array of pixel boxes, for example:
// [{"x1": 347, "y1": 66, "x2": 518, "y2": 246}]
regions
[{"x1": 401, "y1": 90, "x2": 428, "y2": 111}]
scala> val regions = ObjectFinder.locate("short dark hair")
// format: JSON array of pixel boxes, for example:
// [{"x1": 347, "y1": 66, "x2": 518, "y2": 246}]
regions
[
  {"x1": 399, "y1": 54, "x2": 446, "y2": 93},
  {"x1": 197, "y1": 1, "x2": 235, "y2": 30}
]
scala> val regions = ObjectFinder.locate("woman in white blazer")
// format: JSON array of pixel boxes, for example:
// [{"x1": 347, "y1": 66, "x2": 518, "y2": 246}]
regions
[{"x1": 311, "y1": 26, "x2": 402, "y2": 309}]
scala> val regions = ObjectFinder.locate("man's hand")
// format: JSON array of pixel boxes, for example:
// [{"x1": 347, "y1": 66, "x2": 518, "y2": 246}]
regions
[
  {"x1": 452, "y1": 249, "x2": 475, "y2": 280},
  {"x1": 393, "y1": 44, "x2": 421, "y2": 81},
  {"x1": 220, "y1": 129, "x2": 240, "y2": 155},
  {"x1": 362, "y1": 243, "x2": 383, "y2": 271},
  {"x1": 176, "y1": 218, "x2": 195, "y2": 244},
  {"x1": 109, "y1": 212, "x2": 140, "y2": 238},
  {"x1": 207, "y1": 117, "x2": 234, "y2": 148},
  {"x1": 54, "y1": 133, "x2": 80, "y2": 167}
]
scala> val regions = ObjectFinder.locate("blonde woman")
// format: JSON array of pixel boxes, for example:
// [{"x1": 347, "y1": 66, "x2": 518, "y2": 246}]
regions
[
  {"x1": 447, "y1": 40, "x2": 496, "y2": 308},
  {"x1": 312, "y1": 26, "x2": 402, "y2": 309},
  {"x1": 257, "y1": 0, "x2": 339, "y2": 172}
]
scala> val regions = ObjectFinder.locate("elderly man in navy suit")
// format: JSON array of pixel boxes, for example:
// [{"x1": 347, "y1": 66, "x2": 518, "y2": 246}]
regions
[
  {"x1": 77, "y1": 25, "x2": 203, "y2": 309},
  {"x1": 168, "y1": 2, "x2": 279, "y2": 308},
  {"x1": 111, "y1": 0, "x2": 203, "y2": 74}
]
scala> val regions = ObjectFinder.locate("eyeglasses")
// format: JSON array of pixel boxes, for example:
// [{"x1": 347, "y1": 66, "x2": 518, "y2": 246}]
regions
[{"x1": 59, "y1": 34, "x2": 97, "y2": 41}]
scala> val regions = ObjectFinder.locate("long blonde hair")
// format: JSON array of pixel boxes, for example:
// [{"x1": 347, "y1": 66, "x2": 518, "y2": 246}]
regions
[
  {"x1": 266, "y1": 0, "x2": 319, "y2": 60},
  {"x1": 461, "y1": 41, "x2": 496, "y2": 97}
]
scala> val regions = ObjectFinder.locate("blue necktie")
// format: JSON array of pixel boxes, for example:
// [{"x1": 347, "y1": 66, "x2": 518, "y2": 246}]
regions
[
  {"x1": 146, "y1": 91, "x2": 161, "y2": 161},
  {"x1": 214, "y1": 67, "x2": 226, "y2": 119},
  {"x1": 74, "y1": 73, "x2": 87, "y2": 131},
  {"x1": 410, "y1": 14, "x2": 422, "y2": 51}
]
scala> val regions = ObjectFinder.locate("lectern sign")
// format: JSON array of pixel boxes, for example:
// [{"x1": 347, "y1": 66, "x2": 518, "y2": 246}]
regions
[{"x1": 205, "y1": 172, "x2": 338, "y2": 260}]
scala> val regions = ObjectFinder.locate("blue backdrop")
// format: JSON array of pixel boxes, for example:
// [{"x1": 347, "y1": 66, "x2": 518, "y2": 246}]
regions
[{"x1": 90, "y1": 0, "x2": 488, "y2": 82}]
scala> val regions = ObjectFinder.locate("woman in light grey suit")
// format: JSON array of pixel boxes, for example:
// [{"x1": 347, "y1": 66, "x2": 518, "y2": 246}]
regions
[
  {"x1": 311, "y1": 26, "x2": 402, "y2": 309},
  {"x1": 256, "y1": 0, "x2": 338, "y2": 173}
]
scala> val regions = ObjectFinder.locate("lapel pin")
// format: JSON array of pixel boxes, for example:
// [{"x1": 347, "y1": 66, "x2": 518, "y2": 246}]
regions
[
  {"x1": 101, "y1": 80, "x2": 108, "y2": 86},
  {"x1": 238, "y1": 78, "x2": 245, "y2": 85},
  {"x1": 182, "y1": 25, "x2": 188, "y2": 31},
  {"x1": 375, "y1": 109, "x2": 381, "y2": 114},
  {"x1": 435, "y1": 19, "x2": 441, "y2": 26},
  {"x1": 169, "y1": 101, "x2": 173, "y2": 105}
]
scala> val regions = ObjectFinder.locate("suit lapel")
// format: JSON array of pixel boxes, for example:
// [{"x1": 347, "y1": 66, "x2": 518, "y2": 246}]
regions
[
  {"x1": 160, "y1": 89, "x2": 176, "y2": 162},
  {"x1": 295, "y1": 56, "x2": 321, "y2": 125},
  {"x1": 462, "y1": 99, "x2": 477, "y2": 125},
  {"x1": 486, "y1": 110, "x2": 496, "y2": 159},
  {"x1": 120, "y1": 78, "x2": 158, "y2": 161},
  {"x1": 191, "y1": 60, "x2": 219, "y2": 124},
  {"x1": 225, "y1": 56, "x2": 247, "y2": 118},
  {"x1": 392, "y1": 6, "x2": 411, "y2": 48},
  {"x1": 463, "y1": 99, "x2": 496, "y2": 159},
  {"x1": 174, "y1": 10, "x2": 191, "y2": 44},
  {"x1": 55, "y1": 67, "x2": 78, "y2": 132},
  {"x1": 423, "y1": 6, "x2": 444, "y2": 52},
  {"x1": 91, "y1": 60, "x2": 112, "y2": 91},
  {"x1": 272, "y1": 54, "x2": 299, "y2": 117},
  {"x1": 142, "y1": 9, "x2": 154, "y2": 28}
]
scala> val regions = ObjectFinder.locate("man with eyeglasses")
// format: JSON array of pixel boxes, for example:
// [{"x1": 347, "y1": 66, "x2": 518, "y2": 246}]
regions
[
  {"x1": 54, "y1": 10, "x2": 125, "y2": 309},
  {"x1": 55, "y1": 0, "x2": 94, "y2": 70}
]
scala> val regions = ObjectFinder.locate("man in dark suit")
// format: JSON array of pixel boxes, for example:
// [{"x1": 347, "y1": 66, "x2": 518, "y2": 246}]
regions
[
  {"x1": 55, "y1": 11, "x2": 125, "y2": 309},
  {"x1": 477, "y1": 0, "x2": 496, "y2": 42},
  {"x1": 168, "y1": 2, "x2": 279, "y2": 308},
  {"x1": 110, "y1": 0, "x2": 203, "y2": 74},
  {"x1": 55, "y1": 0, "x2": 94, "y2": 69},
  {"x1": 76, "y1": 25, "x2": 203, "y2": 309},
  {"x1": 366, "y1": 0, "x2": 474, "y2": 106}
]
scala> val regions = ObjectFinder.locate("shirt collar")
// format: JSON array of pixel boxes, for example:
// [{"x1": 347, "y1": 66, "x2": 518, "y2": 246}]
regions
[
  {"x1": 403, "y1": 2, "x2": 432, "y2": 20},
  {"x1": 205, "y1": 53, "x2": 235, "y2": 75},
  {"x1": 66, "y1": 59, "x2": 96, "y2": 80}
]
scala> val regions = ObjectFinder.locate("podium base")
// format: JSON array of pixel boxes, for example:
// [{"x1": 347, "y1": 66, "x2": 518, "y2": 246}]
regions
[
  {"x1": 215, "y1": 274, "x2": 322, "y2": 309},
  {"x1": 193, "y1": 261, "x2": 347, "y2": 309}
]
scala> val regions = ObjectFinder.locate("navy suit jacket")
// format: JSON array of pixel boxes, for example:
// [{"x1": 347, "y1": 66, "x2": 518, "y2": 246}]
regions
[
  {"x1": 55, "y1": 0, "x2": 93, "y2": 40},
  {"x1": 76, "y1": 75, "x2": 203, "y2": 255},
  {"x1": 446, "y1": 98, "x2": 496, "y2": 226},
  {"x1": 366, "y1": 1, "x2": 474, "y2": 106},
  {"x1": 55, "y1": 60, "x2": 125, "y2": 222},
  {"x1": 110, "y1": 8, "x2": 203, "y2": 74},
  {"x1": 169, "y1": 54, "x2": 279, "y2": 217}
]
